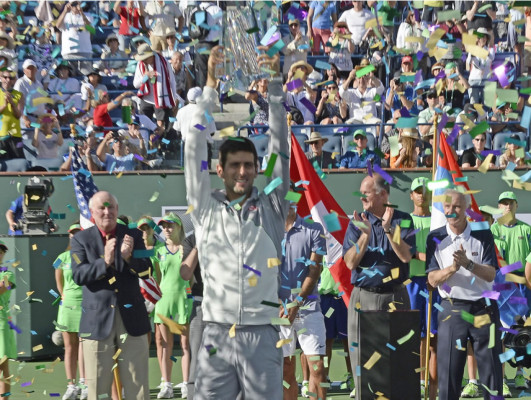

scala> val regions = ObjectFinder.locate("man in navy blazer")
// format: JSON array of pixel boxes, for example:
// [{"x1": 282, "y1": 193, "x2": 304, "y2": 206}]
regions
[{"x1": 71, "y1": 191, "x2": 151, "y2": 400}]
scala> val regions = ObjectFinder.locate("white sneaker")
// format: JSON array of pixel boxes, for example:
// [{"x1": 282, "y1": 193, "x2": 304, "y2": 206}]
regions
[
  {"x1": 181, "y1": 384, "x2": 188, "y2": 399},
  {"x1": 173, "y1": 382, "x2": 185, "y2": 389},
  {"x1": 80, "y1": 386, "x2": 88, "y2": 400},
  {"x1": 350, "y1": 388, "x2": 356, "y2": 398},
  {"x1": 62, "y1": 385, "x2": 79, "y2": 400},
  {"x1": 157, "y1": 383, "x2": 174, "y2": 399}
]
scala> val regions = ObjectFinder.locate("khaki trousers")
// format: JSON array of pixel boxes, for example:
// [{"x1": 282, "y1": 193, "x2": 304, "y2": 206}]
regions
[{"x1": 82, "y1": 311, "x2": 149, "y2": 400}]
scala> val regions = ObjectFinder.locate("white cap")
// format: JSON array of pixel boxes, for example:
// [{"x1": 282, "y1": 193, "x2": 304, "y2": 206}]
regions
[
  {"x1": 187, "y1": 87, "x2": 202, "y2": 103},
  {"x1": 23, "y1": 59, "x2": 37, "y2": 69}
]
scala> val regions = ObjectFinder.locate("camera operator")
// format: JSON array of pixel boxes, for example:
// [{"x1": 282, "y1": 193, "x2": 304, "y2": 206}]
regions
[
  {"x1": 96, "y1": 131, "x2": 144, "y2": 172},
  {"x1": 5, "y1": 194, "x2": 23, "y2": 235},
  {"x1": 385, "y1": 74, "x2": 418, "y2": 116}
]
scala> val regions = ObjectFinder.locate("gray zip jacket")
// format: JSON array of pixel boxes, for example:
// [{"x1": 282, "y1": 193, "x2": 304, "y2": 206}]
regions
[{"x1": 184, "y1": 79, "x2": 290, "y2": 325}]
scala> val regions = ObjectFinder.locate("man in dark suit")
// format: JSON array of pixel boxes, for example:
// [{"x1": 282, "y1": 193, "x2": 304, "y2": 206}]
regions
[{"x1": 71, "y1": 191, "x2": 151, "y2": 400}]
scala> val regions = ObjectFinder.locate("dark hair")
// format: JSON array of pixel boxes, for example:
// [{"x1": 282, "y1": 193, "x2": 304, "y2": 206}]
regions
[{"x1": 218, "y1": 137, "x2": 258, "y2": 170}]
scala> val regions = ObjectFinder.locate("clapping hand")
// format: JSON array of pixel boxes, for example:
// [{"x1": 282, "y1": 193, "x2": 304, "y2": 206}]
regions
[
  {"x1": 121, "y1": 234, "x2": 134, "y2": 262},
  {"x1": 353, "y1": 210, "x2": 371, "y2": 236},
  {"x1": 453, "y1": 244, "x2": 469, "y2": 269}
]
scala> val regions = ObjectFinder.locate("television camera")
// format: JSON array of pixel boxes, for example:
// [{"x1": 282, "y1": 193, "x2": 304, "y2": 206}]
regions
[{"x1": 15, "y1": 177, "x2": 57, "y2": 235}]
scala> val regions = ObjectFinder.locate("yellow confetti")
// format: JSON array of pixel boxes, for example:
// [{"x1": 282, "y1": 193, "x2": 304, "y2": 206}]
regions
[
  {"x1": 32, "y1": 344, "x2": 43, "y2": 352},
  {"x1": 112, "y1": 349, "x2": 122, "y2": 360},
  {"x1": 32, "y1": 97, "x2": 55, "y2": 106},
  {"x1": 219, "y1": 126, "x2": 235, "y2": 137},
  {"x1": 473, "y1": 314, "x2": 491, "y2": 328},
  {"x1": 0, "y1": 356, "x2": 6, "y2": 365},
  {"x1": 137, "y1": 269, "x2": 150, "y2": 277},
  {"x1": 473, "y1": 104, "x2": 485, "y2": 116},
  {"x1": 248, "y1": 276, "x2": 257, "y2": 287},
  {"x1": 403, "y1": 279, "x2": 412, "y2": 286},
  {"x1": 267, "y1": 258, "x2": 281, "y2": 268},
  {"x1": 229, "y1": 323, "x2": 236, "y2": 338},
  {"x1": 433, "y1": 195, "x2": 451, "y2": 203},
  {"x1": 391, "y1": 268, "x2": 399, "y2": 280},
  {"x1": 478, "y1": 154, "x2": 494, "y2": 174},
  {"x1": 32, "y1": 244, "x2": 37, "y2": 251},
  {"x1": 392, "y1": 225, "x2": 401, "y2": 245},
  {"x1": 108, "y1": 277, "x2": 116, "y2": 285},
  {"x1": 185, "y1": 204, "x2": 194, "y2": 214},
  {"x1": 363, "y1": 351, "x2": 381, "y2": 370},
  {"x1": 505, "y1": 273, "x2": 526, "y2": 284},
  {"x1": 276, "y1": 338, "x2": 293, "y2": 348},
  {"x1": 26, "y1": 291, "x2": 34, "y2": 297},
  {"x1": 397, "y1": 329, "x2": 415, "y2": 344},
  {"x1": 116, "y1": 172, "x2": 124, "y2": 179},
  {"x1": 156, "y1": 314, "x2": 187, "y2": 334},
  {"x1": 388, "y1": 302, "x2": 396, "y2": 311}
]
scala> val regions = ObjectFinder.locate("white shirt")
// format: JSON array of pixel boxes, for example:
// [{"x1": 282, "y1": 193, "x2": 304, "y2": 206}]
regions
[
  {"x1": 338, "y1": 8, "x2": 374, "y2": 45},
  {"x1": 174, "y1": 103, "x2": 214, "y2": 143},
  {"x1": 60, "y1": 12, "x2": 93, "y2": 55},
  {"x1": 339, "y1": 84, "x2": 384, "y2": 121},
  {"x1": 145, "y1": 0, "x2": 182, "y2": 36},
  {"x1": 432, "y1": 223, "x2": 494, "y2": 301},
  {"x1": 13, "y1": 75, "x2": 46, "y2": 118}
]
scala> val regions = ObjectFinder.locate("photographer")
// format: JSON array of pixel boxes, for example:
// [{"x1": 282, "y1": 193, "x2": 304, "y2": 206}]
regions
[
  {"x1": 96, "y1": 131, "x2": 143, "y2": 172},
  {"x1": 5, "y1": 195, "x2": 23, "y2": 235},
  {"x1": 385, "y1": 73, "x2": 416, "y2": 115},
  {"x1": 56, "y1": 0, "x2": 93, "y2": 75}
]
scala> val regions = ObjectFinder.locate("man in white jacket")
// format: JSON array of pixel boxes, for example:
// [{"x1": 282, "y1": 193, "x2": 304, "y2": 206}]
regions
[{"x1": 184, "y1": 45, "x2": 289, "y2": 400}]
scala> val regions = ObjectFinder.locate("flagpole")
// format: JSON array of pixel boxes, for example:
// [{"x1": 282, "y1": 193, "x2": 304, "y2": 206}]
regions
[{"x1": 424, "y1": 114, "x2": 438, "y2": 400}]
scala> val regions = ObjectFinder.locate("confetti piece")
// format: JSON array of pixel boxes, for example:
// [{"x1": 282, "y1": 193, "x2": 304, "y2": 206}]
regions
[
  {"x1": 363, "y1": 351, "x2": 381, "y2": 370},
  {"x1": 392, "y1": 225, "x2": 401, "y2": 244},
  {"x1": 397, "y1": 329, "x2": 414, "y2": 345},
  {"x1": 112, "y1": 349, "x2": 122, "y2": 360},
  {"x1": 243, "y1": 264, "x2": 261, "y2": 277},
  {"x1": 478, "y1": 154, "x2": 494, "y2": 174},
  {"x1": 474, "y1": 314, "x2": 491, "y2": 328},
  {"x1": 499, "y1": 348, "x2": 516, "y2": 363},
  {"x1": 325, "y1": 307, "x2": 334, "y2": 318},
  {"x1": 248, "y1": 276, "x2": 258, "y2": 287},
  {"x1": 285, "y1": 191, "x2": 302, "y2": 203},
  {"x1": 32, "y1": 344, "x2": 43, "y2": 352},
  {"x1": 271, "y1": 318, "x2": 291, "y2": 325},
  {"x1": 108, "y1": 277, "x2": 116, "y2": 285},
  {"x1": 264, "y1": 153, "x2": 278, "y2": 177},
  {"x1": 500, "y1": 261, "x2": 523, "y2": 275},
  {"x1": 229, "y1": 323, "x2": 236, "y2": 338},
  {"x1": 268, "y1": 258, "x2": 281, "y2": 268},
  {"x1": 323, "y1": 212, "x2": 341, "y2": 233},
  {"x1": 264, "y1": 177, "x2": 283, "y2": 195},
  {"x1": 156, "y1": 314, "x2": 187, "y2": 334},
  {"x1": 32, "y1": 244, "x2": 37, "y2": 251},
  {"x1": 149, "y1": 191, "x2": 159, "y2": 202},
  {"x1": 276, "y1": 338, "x2": 292, "y2": 348}
]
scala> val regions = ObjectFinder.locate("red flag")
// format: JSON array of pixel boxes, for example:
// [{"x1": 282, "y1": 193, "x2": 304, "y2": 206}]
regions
[{"x1": 289, "y1": 135, "x2": 354, "y2": 305}]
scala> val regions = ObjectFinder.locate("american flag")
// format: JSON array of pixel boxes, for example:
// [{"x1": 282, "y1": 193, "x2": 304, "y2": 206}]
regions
[{"x1": 71, "y1": 147, "x2": 99, "y2": 228}]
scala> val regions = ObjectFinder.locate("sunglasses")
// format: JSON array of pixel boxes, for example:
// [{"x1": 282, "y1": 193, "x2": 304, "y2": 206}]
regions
[{"x1": 1, "y1": 75, "x2": 14, "y2": 79}]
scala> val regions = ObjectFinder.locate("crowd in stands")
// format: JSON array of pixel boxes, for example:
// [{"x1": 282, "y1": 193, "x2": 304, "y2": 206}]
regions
[{"x1": 0, "y1": 1, "x2": 530, "y2": 173}]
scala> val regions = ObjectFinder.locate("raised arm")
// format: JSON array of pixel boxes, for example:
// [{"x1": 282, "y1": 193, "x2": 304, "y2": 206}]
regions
[{"x1": 184, "y1": 46, "x2": 220, "y2": 216}]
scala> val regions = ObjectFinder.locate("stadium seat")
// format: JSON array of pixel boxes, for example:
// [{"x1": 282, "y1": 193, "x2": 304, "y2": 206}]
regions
[
  {"x1": 248, "y1": 134, "x2": 270, "y2": 163},
  {"x1": 0, "y1": 159, "x2": 28, "y2": 172},
  {"x1": 492, "y1": 132, "x2": 527, "y2": 152},
  {"x1": 294, "y1": 133, "x2": 308, "y2": 152},
  {"x1": 322, "y1": 135, "x2": 342, "y2": 155},
  {"x1": 458, "y1": 134, "x2": 473, "y2": 152}
]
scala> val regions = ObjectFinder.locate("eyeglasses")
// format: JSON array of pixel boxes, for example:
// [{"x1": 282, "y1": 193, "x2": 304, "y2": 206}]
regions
[{"x1": 1, "y1": 75, "x2": 14, "y2": 79}]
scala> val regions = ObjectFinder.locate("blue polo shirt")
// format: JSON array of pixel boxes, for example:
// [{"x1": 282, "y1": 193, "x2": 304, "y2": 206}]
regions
[
  {"x1": 279, "y1": 216, "x2": 325, "y2": 314},
  {"x1": 342, "y1": 209, "x2": 416, "y2": 289},
  {"x1": 8, "y1": 195, "x2": 23, "y2": 235},
  {"x1": 309, "y1": 1, "x2": 337, "y2": 30},
  {"x1": 340, "y1": 149, "x2": 381, "y2": 169},
  {"x1": 385, "y1": 85, "x2": 419, "y2": 115}
]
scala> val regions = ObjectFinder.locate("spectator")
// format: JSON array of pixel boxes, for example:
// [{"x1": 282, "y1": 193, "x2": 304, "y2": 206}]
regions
[
  {"x1": 315, "y1": 81, "x2": 347, "y2": 124},
  {"x1": 490, "y1": 100, "x2": 526, "y2": 135},
  {"x1": 245, "y1": 78, "x2": 270, "y2": 127},
  {"x1": 144, "y1": 0, "x2": 183, "y2": 52},
  {"x1": 466, "y1": 28, "x2": 494, "y2": 104},
  {"x1": 99, "y1": 33, "x2": 128, "y2": 76},
  {"x1": 93, "y1": 91, "x2": 133, "y2": 133},
  {"x1": 26, "y1": 27, "x2": 55, "y2": 86},
  {"x1": 192, "y1": 1, "x2": 222, "y2": 88},
  {"x1": 430, "y1": 62, "x2": 444, "y2": 79},
  {"x1": 133, "y1": 44, "x2": 178, "y2": 132},
  {"x1": 396, "y1": 11, "x2": 422, "y2": 53},
  {"x1": 464, "y1": 1, "x2": 496, "y2": 46},
  {"x1": 56, "y1": 1, "x2": 93, "y2": 75},
  {"x1": 439, "y1": 62, "x2": 469, "y2": 110},
  {"x1": 82, "y1": 70, "x2": 108, "y2": 106},
  {"x1": 390, "y1": 128, "x2": 420, "y2": 169},
  {"x1": 0, "y1": 31, "x2": 15, "y2": 68},
  {"x1": 60, "y1": 131, "x2": 102, "y2": 172},
  {"x1": 48, "y1": 63, "x2": 82, "y2": 124},
  {"x1": 421, "y1": 0, "x2": 443, "y2": 24},
  {"x1": 305, "y1": 131, "x2": 338, "y2": 169},
  {"x1": 284, "y1": 61, "x2": 317, "y2": 125},
  {"x1": 281, "y1": 18, "x2": 310, "y2": 80},
  {"x1": 96, "y1": 131, "x2": 139, "y2": 172},
  {"x1": 32, "y1": 113, "x2": 64, "y2": 160},
  {"x1": 0, "y1": 69, "x2": 24, "y2": 161},
  {"x1": 174, "y1": 87, "x2": 215, "y2": 168},
  {"x1": 460, "y1": 132, "x2": 496, "y2": 168},
  {"x1": 337, "y1": 1, "x2": 374, "y2": 51},
  {"x1": 380, "y1": 109, "x2": 402, "y2": 167},
  {"x1": 328, "y1": 21, "x2": 355, "y2": 77},
  {"x1": 368, "y1": 0, "x2": 397, "y2": 45},
  {"x1": 426, "y1": 189, "x2": 502, "y2": 400},
  {"x1": 385, "y1": 63, "x2": 418, "y2": 115},
  {"x1": 113, "y1": 0, "x2": 146, "y2": 51},
  {"x1": 307, "y1": 1, "x2": 338, "y2": 55},
  {"x1": 499, "y1": 134, "x2": 527, "y2": 168},
  {"x1": 339, "y1": 129, "x2": 380, "y2": 169},
  {"x1": 418, "y1": 91, "x2": 451, "y2": 137},
  {"x1": 343, "y1": 172, "x2": 414, "y2": 400},
  {"x1": 169, "y1": 52, "x2": 188, "y2": 102},
  {"x1": 324, "y1": 62, "x2": 341, "y2": 86},
  {"x1": 14, "y1": 59, "x2": 47, "y2": 132},
  {"x1": 340, "y1": 67, "x2": 384, "y2": 125}
]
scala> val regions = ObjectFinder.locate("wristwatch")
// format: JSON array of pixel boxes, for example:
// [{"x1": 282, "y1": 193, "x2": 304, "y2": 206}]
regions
[
  {"x1": 465, "y1": 260, "x2": 475, "y2": 272},
  {"x1": 384, "y1": 227, "x2": 392, "y2": 234}
]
